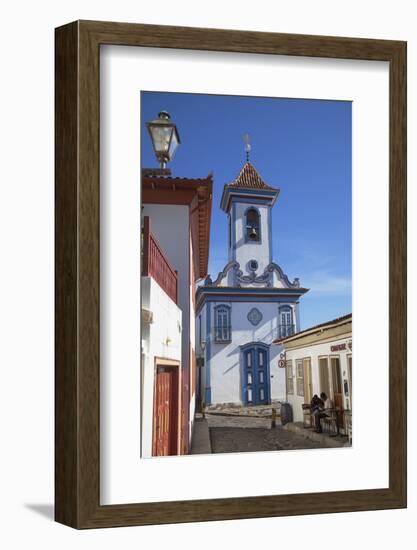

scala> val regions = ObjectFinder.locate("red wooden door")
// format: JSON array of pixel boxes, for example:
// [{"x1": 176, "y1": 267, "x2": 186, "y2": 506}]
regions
[{"x1": 153, "y1": 366, "x2": 178, "y2": 456}]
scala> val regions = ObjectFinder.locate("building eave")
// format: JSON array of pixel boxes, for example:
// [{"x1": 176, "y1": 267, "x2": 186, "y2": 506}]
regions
[
  {"x1": 196, "y1": 285, "x2": 309, "y2": 313},
  {"x1": 220, "y1": 186, "x2": 280, "y2": 213},
  {"x1": 142, "y1": 173, "x2": 213, "y2": 279}
]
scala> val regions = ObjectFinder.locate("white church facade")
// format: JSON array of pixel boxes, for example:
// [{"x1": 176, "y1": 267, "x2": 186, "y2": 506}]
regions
[{"x1": 196, "y1": 161, "x2": 309, "y2": 407}]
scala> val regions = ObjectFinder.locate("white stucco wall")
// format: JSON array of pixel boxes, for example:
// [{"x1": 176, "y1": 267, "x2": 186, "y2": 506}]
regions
[
  {"x1": 141, "y1": 276, "x2": 182, "y2": 458},
  {"x1": 142, "y1": 203, "x2": 190, "y2": 394},
  {"x1": 284, "y1": 335, "x2": 352, "y2": 423},
  {"x1": 189, "y1": 235, "x2": 196, "y2": 439},
  {"x1": 199, "y1": 300, "x2": 294, "y2": 405}
]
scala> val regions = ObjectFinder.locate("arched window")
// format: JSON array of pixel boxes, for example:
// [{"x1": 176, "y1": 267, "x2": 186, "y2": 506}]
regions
[
  {"x1": 245, "y1": 207, "x2": 260, "y2": 242},
  {"x1": 214, "y1": 305, "x2": 231, "y2": 342},
  {"x1": 279, "y1": 305, "x2": 294, "y2": 338}
]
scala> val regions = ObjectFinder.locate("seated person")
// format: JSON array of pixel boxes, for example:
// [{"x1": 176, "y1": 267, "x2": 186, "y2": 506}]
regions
[
  {"x1": 321, "y1": 392, "x2": 334, "y2": 412},
  {"x1": 310, "y1": 394, "x2": 324, "y2": 432},
  {"x1": 313, "y1": 392, "x2": 334, "y2": 433}
]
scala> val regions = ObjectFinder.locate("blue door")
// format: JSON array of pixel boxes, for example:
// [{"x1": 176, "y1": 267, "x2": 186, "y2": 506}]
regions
[{"x1": 242, "y1": 344, "x2": 270, "y2": 406}]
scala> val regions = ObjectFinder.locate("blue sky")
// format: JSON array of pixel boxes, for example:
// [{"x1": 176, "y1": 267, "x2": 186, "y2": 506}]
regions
[{"x1": 141, "y1": 91, "x2": 352, "y2": 330}]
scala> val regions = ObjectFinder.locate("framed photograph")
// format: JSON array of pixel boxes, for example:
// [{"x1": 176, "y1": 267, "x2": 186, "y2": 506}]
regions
[{"x1": 55, "y1": 20, "x2": 406, "y2": 528}]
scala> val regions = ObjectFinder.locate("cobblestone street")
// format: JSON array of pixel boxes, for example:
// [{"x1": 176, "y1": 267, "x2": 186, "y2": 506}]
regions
[{"x1": 206, "y1": 413, "x2": 338, "y2": 454}]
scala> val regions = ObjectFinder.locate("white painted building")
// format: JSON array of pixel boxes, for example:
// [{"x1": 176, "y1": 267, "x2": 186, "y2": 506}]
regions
[
  {"x1": 141, "y1": 173, "x2": 212, "y2": 456},
  {"x1": 141, "y1": 276, "x2": 182, "y2": 458},
  {"x1": 196, "y1": 162, "x2": 308, "y2": 407},
  {"x1": 276, "y1": 314, "x2": 352, "y2": 427}
]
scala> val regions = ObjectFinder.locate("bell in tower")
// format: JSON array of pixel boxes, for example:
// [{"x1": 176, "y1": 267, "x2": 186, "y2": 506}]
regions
[
  {"x1": 249, "y1": 227, "x2": 258, "y2": 241},
  {"x1": 246, "y1": 208, "x2": 260, "y2": 242}
]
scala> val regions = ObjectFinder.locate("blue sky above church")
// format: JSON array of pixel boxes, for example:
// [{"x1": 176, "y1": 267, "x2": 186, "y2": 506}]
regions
[{"x1": 141, "y1": 91, "x2": 352, "y2": 330}]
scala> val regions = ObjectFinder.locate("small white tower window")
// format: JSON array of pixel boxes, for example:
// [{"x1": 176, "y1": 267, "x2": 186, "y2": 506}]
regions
[{"x1": 245, "y1": 208, "x2": 261, "y2": 242}]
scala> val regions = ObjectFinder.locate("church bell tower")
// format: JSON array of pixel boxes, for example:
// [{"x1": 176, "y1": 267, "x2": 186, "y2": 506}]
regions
[{"x1": 220, "y1": 161, "x2": 280, "y2": 285}]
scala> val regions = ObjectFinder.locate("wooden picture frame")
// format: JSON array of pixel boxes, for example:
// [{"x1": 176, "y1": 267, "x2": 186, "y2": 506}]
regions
[{"x1": 55, "y1": 20, "x2": 407, "y2": 528}]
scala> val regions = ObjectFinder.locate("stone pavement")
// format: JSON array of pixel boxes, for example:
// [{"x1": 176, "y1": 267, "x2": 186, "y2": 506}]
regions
[{"x1": 206, "y1": 413, "x2": 345, "y2": 454}]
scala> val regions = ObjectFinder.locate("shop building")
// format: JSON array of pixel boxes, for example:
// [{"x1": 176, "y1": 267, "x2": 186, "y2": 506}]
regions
[{"x1": 275, "y1": 313, "x2": 352, "y2": 427}]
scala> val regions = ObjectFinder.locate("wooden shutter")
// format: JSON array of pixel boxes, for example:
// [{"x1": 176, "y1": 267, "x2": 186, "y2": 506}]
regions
[
  {"x1": 303, "y1": 358, "x2": 312, "y2": 402},
  {"x1": 296, "y1": 359, "x2": 304, "y2": 396},
  {"x1": 286, "y1": 360, "x2": 294, "y2": 394},
  {"x1": 319, "y1": 357, "x2": 330, "y2": 397}
]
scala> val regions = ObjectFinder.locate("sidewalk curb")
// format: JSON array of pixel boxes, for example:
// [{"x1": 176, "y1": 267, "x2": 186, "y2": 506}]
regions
[{"x1": 190, "y1": 415, "x2": 212, "y2": 454}]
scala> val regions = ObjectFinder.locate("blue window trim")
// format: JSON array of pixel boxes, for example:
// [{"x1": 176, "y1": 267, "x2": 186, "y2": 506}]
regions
[
  {"x1": 279, "y1": 305, "x2": 295, "y2": 338},
  {"x1": 240, "y1": 341, "x2": 270, "y2": 352},
  {"x1": 244, "y1": 206, "x2": 262, "y2": 244},
  {"x1": 214, "y1": 304, "x2": 232, "y2": 343}
]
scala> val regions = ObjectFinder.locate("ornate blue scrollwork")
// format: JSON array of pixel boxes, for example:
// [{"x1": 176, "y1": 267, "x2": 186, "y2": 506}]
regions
[
  {"x1": 247, "y1": 307, "x2": 263, "y2": 326},
  {"x1": 206, "y1": 260, "x2": 301, "y2": 289}
]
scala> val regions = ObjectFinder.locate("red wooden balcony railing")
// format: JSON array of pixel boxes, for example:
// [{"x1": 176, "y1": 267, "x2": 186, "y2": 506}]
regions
[{"x1": 142, "y1": 216, "x2": 178, "y2": 304}]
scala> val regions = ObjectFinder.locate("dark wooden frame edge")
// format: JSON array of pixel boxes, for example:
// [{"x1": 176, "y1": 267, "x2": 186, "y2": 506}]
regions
[{"x1": 55, "y1": 20, "x2": 407, "y2": 529}]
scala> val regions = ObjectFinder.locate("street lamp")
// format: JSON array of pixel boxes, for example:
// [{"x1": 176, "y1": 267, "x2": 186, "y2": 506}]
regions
[{"x1": 146, "y1": 110, "x2": 181, "y2": 170}]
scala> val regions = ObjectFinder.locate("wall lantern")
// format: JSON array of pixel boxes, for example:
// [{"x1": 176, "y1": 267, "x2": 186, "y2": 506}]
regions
[{"x1": 146, "y1": 110, "x2": 181, "y2": 169}]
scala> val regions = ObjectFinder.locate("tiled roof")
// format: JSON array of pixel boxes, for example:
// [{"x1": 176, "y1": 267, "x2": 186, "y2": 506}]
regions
[
  {"x1": 226, "y1": 162, "x2": 276, "y2": 190},
  {"x1": 142, "y1": 174, "x2": 213, "y2": 185}
]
